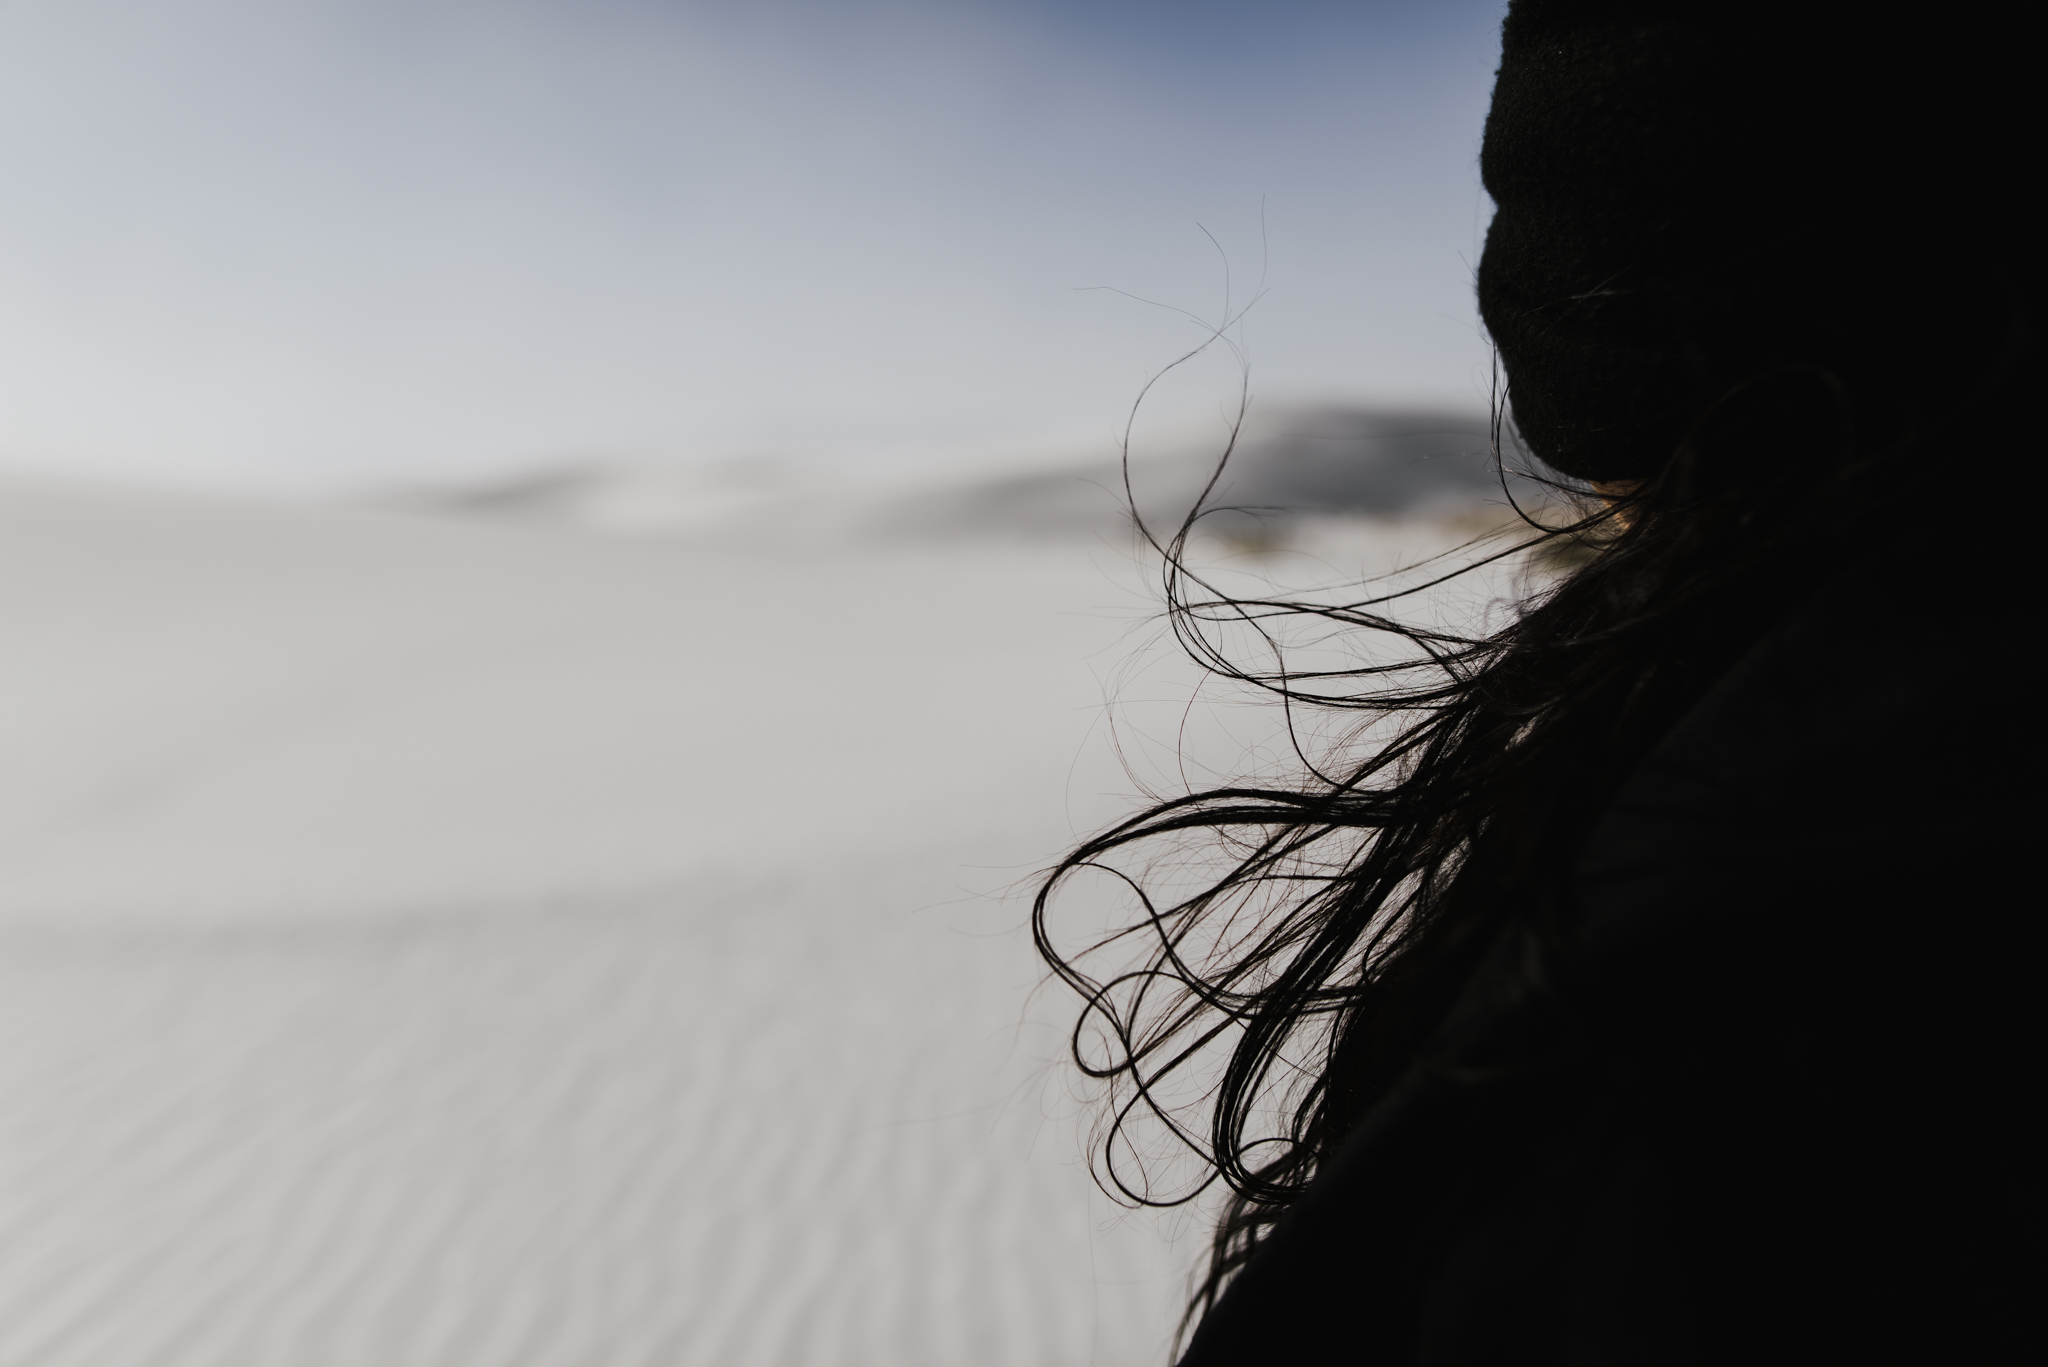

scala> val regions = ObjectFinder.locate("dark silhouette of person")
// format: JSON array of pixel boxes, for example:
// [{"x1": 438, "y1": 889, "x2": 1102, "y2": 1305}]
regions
[{"x1": 1037, "y1": 3, "x2": 2039, "y2": 1360}]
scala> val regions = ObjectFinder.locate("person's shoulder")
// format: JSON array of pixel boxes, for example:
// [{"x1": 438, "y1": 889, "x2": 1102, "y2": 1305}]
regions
[{"x1": 1579, "y1": 540, "x2": 2038, "y2": 912}]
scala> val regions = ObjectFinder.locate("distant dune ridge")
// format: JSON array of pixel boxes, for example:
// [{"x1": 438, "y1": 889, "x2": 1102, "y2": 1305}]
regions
[
  {"x1": 868, "y1": 405, "x2": 1509, "y2": 543},
  {"x1": 387, "y1": 406, "x2": 1515, "y2": 545}
]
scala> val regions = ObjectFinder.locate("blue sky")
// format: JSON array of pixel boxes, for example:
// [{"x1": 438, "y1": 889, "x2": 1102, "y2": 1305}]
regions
[{"x1": 0, "y1": 0, "x2": 1507, "y2": 493}]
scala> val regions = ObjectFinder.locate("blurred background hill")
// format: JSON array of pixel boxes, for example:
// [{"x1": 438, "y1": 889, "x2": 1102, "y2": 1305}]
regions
[
  {"x1": 385, "y1": 404, "x2": 1521, "y2": 544},
  {"x1": 862, "y1": 404, "x2": 1508, "y2": 543}
]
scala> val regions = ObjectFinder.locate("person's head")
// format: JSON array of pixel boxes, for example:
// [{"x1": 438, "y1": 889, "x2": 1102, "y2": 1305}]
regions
[{"x1": 1479, "y1": 0, "x2": 2035, "y2": 499}]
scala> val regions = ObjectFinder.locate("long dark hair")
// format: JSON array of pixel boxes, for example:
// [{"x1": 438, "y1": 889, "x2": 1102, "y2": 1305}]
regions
[{"x1": 1030, "y1": 363, "x2": 1867, "y2": 1334}]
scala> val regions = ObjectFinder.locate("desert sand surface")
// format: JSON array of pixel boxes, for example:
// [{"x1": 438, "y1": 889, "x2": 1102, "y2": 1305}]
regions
[{"x1": 0, "y1": 468, "x2": 1497, "y2": 1366}]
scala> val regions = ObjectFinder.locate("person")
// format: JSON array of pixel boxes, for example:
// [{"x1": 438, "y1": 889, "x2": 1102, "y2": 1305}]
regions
[{"x1": 1035, "y1": 2, "x2": 2039, "y2": 1360}]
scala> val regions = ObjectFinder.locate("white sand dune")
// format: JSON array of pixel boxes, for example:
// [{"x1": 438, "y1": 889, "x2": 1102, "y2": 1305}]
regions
[{"x1": 0, "y1": 474, "x2": 1486, "y2": 1365}]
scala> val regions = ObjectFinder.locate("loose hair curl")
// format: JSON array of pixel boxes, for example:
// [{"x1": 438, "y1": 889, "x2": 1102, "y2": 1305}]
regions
[{"x1": 1032, "y1": 364, "x2": 1857, "y2": 1335}]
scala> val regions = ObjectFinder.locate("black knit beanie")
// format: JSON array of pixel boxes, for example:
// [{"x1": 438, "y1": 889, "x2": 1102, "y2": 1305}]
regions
[{"x1": 1477, "y1": 0, "x2": 2034, "y2": 483}]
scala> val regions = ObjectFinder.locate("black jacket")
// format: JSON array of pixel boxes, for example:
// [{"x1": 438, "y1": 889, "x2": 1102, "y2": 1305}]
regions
[{"x1": 1178, "y1": 546, "x2": 2038, "y2": 1364}]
